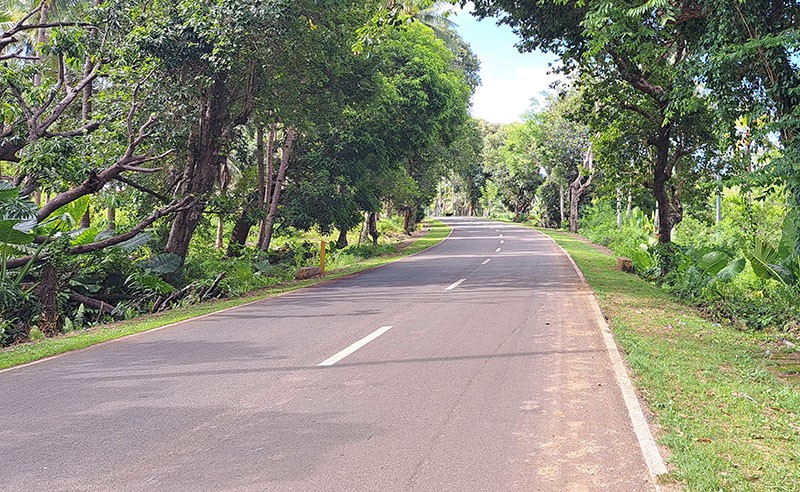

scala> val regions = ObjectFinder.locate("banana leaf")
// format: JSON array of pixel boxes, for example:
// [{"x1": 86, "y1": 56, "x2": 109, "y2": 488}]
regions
[{"x1": 715, "y1": 258, "x2": 745, "y2": 281}]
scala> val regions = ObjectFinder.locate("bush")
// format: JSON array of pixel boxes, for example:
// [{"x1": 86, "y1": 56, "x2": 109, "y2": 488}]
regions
[{"x1": 579, "y1": 190, "x2": 799, "y2": 332}]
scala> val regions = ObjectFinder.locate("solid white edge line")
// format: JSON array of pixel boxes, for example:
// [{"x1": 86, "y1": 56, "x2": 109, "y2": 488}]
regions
[
  {"x1": 317, "y1": 326, "x2": 393, "y2": 367},
  {"x1": 445, "y1": 278, "x2": 466, "y2": 291},
  {"x1": 544, "y1": 233, "x2": 668, "y2": 488},
  {"x1": 481, "y1": 258, "x2": 491, "y2": 265}
]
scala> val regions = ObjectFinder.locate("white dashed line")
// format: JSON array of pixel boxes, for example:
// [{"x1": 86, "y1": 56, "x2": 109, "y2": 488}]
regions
[
  {"x1": 317, "y1": 326, "x2": 393, "y2": 367},
  {"x1": 445, "y1": 279, "x2": 466, "y2": 291},
  {"x1": 481, "y1": 259, "x2": 491, "y2": 265},
  {"x1": 495, "y1": 247, "x2": 501, "y2": 253}
]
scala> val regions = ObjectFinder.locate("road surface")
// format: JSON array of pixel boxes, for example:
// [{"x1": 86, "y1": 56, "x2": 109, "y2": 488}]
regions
[{"x1": 1, "y1": 218, "x2": 658, "y2": 491}]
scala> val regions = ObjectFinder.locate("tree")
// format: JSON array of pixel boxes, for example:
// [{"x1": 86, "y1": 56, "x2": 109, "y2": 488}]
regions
[
  {"x1": 468, "y1": 1, "x2": 718, "y2": 243},
  {"x1": 527, "y1": 92, "x2": 591, "y2": 232},
  {"x1": 481, "y1": 122, "x2": 543, "y2": 221}
]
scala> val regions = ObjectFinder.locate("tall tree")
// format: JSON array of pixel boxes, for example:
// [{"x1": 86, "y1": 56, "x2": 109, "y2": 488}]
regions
[{"x1": 467, "y1": 1, "x2": 717, "y2": 243}]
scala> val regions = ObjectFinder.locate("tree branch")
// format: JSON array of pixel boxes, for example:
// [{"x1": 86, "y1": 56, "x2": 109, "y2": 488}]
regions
[
  {"x1": 618, "y1": 101, "x2": 661, "y2": 126},
  {"x1": 68, "y1": 291, "x2": 116, "y2": 316},
  {"x1": 113, "y1": 175, "x2": 170, "y2": 202},
  {"x1": 44, "y1": 121, "x2": 101, "y2": 138},
  {"x1": 608, "y1": 49, "x2": 666, "y2": 100},
  {"x1": 6, "y1": 197, "x2": 197, "y2": 269}
]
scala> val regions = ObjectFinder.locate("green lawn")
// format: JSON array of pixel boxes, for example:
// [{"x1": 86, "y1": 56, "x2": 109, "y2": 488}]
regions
[
  {"x1": 0, "y1": 220, "x2": 451, "y2": 371},
  {"x1": 541, "y1": 229, "x2": 800, "y2": 491}
]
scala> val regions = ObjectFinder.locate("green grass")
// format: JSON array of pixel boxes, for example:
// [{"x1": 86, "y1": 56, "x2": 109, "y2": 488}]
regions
[
  {"x1": 539, "y1": 229, "x2": 800, "y2": 491},
  {"x1": 0, "y1": 220, "x2": 451, "y2": 371}
]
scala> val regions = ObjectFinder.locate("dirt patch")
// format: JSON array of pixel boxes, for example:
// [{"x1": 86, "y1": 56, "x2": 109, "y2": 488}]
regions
[
  {"x1": 770, "y1": 353, "x2": 800, "y2": 385},
  {"x1": 394, "y1": 228, "x2": 428, "y2": 252}
]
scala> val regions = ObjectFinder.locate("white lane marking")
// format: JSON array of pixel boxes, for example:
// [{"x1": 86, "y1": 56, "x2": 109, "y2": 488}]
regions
[
  {"x1": 499, "y1": 234, "x2": 503, "y2": 238},
  {"x1": 544, "y1": 233, "x2": 668, "y2": 486},
  {"x1": 317, "y1": 326, "x2": 393, "y2": 367},
  {"x1": 500, "y1": 240, "x2": 505, "y2": 244},
  {"x1": 495, "y1": 247, "x2": 501, "y2": 253},
  {"x1": 445, "y1": 278, "x2": 466, "y2": 291},
  {"x1": 481, "y1": 258, "x2": 492, "y2": 265}
]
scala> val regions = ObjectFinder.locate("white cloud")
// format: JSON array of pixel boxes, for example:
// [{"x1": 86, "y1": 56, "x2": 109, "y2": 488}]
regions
[{"x1": 471, "y1": 66, "x2": 562, "y2": 123}]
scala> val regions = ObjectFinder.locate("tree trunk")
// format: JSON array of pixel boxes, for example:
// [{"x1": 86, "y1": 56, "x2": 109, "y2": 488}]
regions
[
  {"x1": 568, "y1": 145, "x2": 594, "y2": 233},
  {"x1": 559, "y1": 185, "x2": 565, "y2": 226},
  {"x1": 568, "y1": 188, "x2": 580, "y2": 233},
  {"x1": 82, "y1": 58, "x2": 94, "y2": 121},
  {"x1": 715, "y1": 176, "x2": 722, "y2": 225},
  {"x1": 359, "y1": 212, "x2": 369, "y2": 246},
  {"x1": 255, "y1": 126, "x2": 266, "y2": 245},
  {"x1": 257, "y1": 124, "x2": 277, "y2": 249},
  {"x1": 336, "y1": 228, "x2": 348, "y2": 248},
  {"x1": 165, "y1": 75, "x2": 229, "y2": 260},
  {"x1": 35, "y1": 262, "x2": 59, "y2": 337},
  {"x1": 402, "y1": 207, "x2": 415, "y2": 235},
  {"x1": 106, "y1": 206, "x2": 116, "y2": 231},
  {"x1": 80, "y1": 208, "x2": 90, "y2": 229},
  {"x1": 626, "y1": 189, "x2": 632, "y2": 216},
  {"x1": 368, "y1": 212, "x2": 379, "y2": 246},
  {"x1": 215, "y1": 217, "x2": 224, "y2": 250},
  {"x1": 227, "y1": 212, "x2": 253, "y2": 257},
  {"x1": 616, "y1": 187, "x2": 623, "y2": 229},
  {"x1": 651, "y1": 129, "x2": 682, "y2": 244},
  {"x1": 32, "y1": 2, "x2": 49, "y2": 88},
  {"x1": 260, "y1": 127, "x2": 296, "y2": 252},
  {"x1": 80, "y1": 39, "x2": 94, "y2": 234}
]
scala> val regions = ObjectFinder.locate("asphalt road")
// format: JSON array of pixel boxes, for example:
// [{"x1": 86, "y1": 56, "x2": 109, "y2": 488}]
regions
[{"x1": 1, "y1": 218, "x2": 657, "y2": 491}]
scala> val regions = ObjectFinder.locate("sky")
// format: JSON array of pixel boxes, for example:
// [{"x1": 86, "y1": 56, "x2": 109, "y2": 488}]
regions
[{"x1": 446, "y1": 4, "x2": 560, "y2": 124}]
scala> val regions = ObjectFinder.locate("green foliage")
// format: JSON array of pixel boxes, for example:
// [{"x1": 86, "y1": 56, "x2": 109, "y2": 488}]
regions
[
  {"x1": 0, "y1": 184, "x2": 46, "y2": 344},
  {"x1": 745, "y1": 211, "x2": 800, "y2": 290},
  {"x1": 580, "y1": 187, "x2": 799, "y2": 331},
  {"x1": 136, "y1": 253, "x2": 182, "y2": 275}
]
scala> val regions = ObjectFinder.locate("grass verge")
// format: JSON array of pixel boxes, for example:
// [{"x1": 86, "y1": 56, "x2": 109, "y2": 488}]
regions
[
  {"x1": 0, "y1": 220, "x2": 450, "y2": 371},
  {"x1": 540, "y1": 229, "x2": 800, "y2": 492}
]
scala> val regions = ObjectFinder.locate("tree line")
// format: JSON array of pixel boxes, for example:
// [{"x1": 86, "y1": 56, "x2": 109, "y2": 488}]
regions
[
  {"x1": 470, "y1": 0, "x2": 797, "y2": 242},
  {"x1": 0, "y1": 0, "x2": 480, "y2": 344},
  {"x1": 467, "y1": 1, "x2": 799, "y2": 330}
]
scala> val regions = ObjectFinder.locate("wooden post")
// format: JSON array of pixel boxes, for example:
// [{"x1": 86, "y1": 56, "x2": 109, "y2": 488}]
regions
[{"x1": 320, "y1": 240, "x2": 326, "y2": 275}]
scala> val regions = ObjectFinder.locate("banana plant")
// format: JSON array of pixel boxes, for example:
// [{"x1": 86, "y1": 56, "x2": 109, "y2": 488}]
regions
[
  {"x1": 668, "y1": 245, "x2": 746, "y2": 300},
  {"x1": 0, "y1": 182, "x2": 45, "y2": 288},
  {"x1": 745, "y1": 210, "x2": 800, "y2": 289}
]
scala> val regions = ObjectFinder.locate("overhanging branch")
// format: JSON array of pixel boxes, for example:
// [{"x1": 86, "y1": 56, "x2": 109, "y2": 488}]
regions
[{"x1": 6, "y1": 196, "x2": 197, "y2": 269}]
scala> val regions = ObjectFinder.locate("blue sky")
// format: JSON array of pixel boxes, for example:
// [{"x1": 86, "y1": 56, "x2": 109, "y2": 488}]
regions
[{"x1": 446, "y1": 4, "x2": 560, "y2": 123}]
